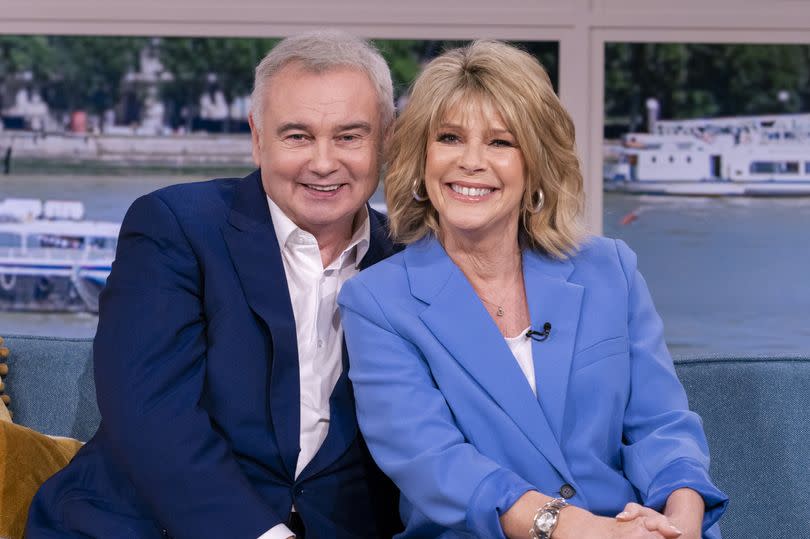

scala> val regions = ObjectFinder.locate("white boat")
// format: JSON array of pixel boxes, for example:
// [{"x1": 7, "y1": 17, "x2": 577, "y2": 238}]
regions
[
  {"x1": 0, "y1": 199, "x2": 119, "y2": 312},
  {"x1": 604, "y1": 114, "x2": 810, "y2": 195}
]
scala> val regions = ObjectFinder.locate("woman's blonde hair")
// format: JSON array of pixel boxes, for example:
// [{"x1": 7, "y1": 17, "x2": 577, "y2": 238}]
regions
[{"x1": 385, "y1": 40, "x2": 585, "y2": 259}]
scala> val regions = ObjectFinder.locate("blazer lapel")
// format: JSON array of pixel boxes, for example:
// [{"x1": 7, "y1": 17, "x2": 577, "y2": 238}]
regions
[
  {"x1": 522, "y1": 249, "x2": 583, "y2": 444},
  {"x1": 222, "y1": 170, "x2": 300, "y2": 479},
  {"x1": 360, "y1": 206, "x2": 399, "y2": 270},
  {"x1": 408, "y1": 237, "x2": 572, "y2": 481}
]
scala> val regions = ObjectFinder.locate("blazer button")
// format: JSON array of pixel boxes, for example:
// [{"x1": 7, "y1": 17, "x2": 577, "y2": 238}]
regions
[{"x1": 559, "y1": 483, "x2": 576, "y2": 499}]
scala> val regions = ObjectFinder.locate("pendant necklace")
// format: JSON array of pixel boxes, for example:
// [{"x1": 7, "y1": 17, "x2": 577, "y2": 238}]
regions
[
  {"x1": 479, "y1": 294, "x2": 506, "y2": 317},
  {"x1": 476, "y1": 268, "x2": 522, "y2": 318},
  {"x1": 464, "y1": 249, "x2": 522, "y2": 319}
]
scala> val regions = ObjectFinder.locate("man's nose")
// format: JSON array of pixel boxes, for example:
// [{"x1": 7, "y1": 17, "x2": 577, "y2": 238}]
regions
[
  {"x1": 458, "y1": 142, "x2": 486, "y2": 174},
  {"x1": 308, "y1": 139, "x2": 339, "y2": 176}
]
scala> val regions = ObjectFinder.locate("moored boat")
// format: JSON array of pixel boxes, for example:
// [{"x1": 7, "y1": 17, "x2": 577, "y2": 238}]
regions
[
  {"x1": 0, "y1": 199, "x2": 119, "y2": 312},
  {"x1": 604, "y1": 114, "x2": 810, "y2": 196}
]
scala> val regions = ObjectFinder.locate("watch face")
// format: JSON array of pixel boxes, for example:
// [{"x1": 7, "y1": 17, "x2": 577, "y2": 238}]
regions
[{"x1": 536, "y1": 512, "x2": 556, "y2": 533}]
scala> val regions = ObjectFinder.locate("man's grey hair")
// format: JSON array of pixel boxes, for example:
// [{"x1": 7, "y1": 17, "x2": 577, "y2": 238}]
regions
[{"x1": 250, "y1": 30, "x2": 394, "y2": 133}]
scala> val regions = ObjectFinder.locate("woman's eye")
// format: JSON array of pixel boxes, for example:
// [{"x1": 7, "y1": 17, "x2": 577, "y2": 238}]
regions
[
  {"x1": 436, "y1": 133, "x2": 460, "y2": 143},
  {"x1": 490, "y1": 138, "x2": 514, "y2": 148}
]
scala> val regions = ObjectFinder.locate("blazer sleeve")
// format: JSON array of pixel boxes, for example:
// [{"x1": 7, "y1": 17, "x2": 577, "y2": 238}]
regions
[
  {"x1": 614, "y1": 240, "x2": 728, "y2": 533},
  {"x1": 339, "y1": 277, "x2": 536, "y2": 538},
  {"x1": 93, "y1": 193, "x2": 282, "y2": 539}
]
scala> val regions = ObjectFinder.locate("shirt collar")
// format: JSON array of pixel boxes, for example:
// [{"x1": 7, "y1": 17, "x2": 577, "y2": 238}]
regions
[{"x1": 266, "y1": 195, "x2": 371, "y2": 269}]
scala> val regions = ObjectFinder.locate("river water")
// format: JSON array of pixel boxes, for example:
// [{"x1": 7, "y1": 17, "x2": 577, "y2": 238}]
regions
[{"x1": 2, "y1": 170, "x2": 808, "y2": 357}]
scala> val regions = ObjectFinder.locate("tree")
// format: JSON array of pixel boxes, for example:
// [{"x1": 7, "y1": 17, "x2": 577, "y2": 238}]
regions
[
  {"x1": 158, "y1": 37, "x2": 278, "y2": 130},
  {"x1": 605, "y1": 42, "x2": 810, "y2": 132},
  {"x1": 374, "y1": 40, "x2": 423, "y2": 98},
  {"x1": 44, "y1": 36, "x2": 146, "y2": 115},
  {"x1": 0, "y1": 36, "x2": 55, "y2": 109}
]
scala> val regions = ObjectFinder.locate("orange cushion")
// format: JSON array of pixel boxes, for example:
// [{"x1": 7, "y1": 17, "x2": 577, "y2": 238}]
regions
[{"x1": 0, "y1": 418, "x2": 82, "y2": 539}]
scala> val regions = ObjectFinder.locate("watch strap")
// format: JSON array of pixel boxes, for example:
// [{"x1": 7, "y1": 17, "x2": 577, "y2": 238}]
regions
[{"x1": 529, "y1": 497, "x2": 569, "y2": 539}]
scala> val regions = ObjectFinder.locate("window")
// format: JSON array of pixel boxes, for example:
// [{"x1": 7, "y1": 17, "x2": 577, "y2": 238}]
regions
[
  {"x1": 750, "y1": 161, "x2": 800, "y2": 174},
  {"x1": 782, "y1": 161, "x2": 799, "y2": 173},
  {"x1": 750, "y1": 161, "x2": 777, "y2": 174},
  {"x1": 0, "y1": 34, "x2": 561, "y2": 337},
  {"x1": 603, "y1": 42, "x2": 810, "y2": 357}
]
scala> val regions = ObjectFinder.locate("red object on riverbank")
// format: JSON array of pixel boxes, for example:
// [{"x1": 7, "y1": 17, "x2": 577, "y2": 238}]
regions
[{"x1": 70, "y1": 111, "x2": 87, "y2": 133}]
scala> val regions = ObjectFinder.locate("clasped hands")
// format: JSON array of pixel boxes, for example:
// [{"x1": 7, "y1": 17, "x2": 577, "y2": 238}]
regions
[
  {"x1": 502, "y1": 488, "x2": 702, "y2": 539},
  {"x1": 610, "y1": 502, "x2": 688, "y2": 539},
  {"x1": 552, "y1": 501, "x2": 696, "y2": 539}
]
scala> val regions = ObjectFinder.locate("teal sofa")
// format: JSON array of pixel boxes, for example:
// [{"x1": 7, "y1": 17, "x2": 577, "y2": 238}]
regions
[{"x1": 4, "y1": 334, "x2": 809, "y2": 538}]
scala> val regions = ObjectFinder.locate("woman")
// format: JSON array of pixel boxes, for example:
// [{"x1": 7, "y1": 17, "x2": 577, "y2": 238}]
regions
[{"x1": 338, "y1": 41, "x2": 727, "y2": 538}]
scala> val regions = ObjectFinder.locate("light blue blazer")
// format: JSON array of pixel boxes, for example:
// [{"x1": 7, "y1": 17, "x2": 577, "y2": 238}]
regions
[{"x1": 338, "y1": 235, "x2": 728, "y2": 538}]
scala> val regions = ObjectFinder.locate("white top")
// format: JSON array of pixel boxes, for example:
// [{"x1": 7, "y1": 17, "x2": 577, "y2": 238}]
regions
[
  {"x1": 260, "y1": 196, "x2": 370, "y2": 539},
  {"x1": 504, "y1": 328, "x2": 536, "y2": 396}
]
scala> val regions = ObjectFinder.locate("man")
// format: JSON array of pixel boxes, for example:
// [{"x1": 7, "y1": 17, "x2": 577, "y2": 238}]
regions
[{"x1": 26, "y1": 31, "x2": 400, "y2": 539}]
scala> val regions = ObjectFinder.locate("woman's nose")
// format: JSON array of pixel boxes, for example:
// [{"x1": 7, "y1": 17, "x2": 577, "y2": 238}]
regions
[{"x1": 458, "y1": 142, "x2": 486, "y2": 174}]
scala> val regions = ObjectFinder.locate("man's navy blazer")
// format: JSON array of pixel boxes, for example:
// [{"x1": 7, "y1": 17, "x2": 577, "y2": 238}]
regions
[{"x1": 26, "y1": 171, "x2": 400, "y2": 539}]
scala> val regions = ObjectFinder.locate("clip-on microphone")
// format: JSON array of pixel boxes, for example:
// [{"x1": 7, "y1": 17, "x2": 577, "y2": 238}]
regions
[{"x1": 526, "y1": 322, "x2": 552, "y2": 342}]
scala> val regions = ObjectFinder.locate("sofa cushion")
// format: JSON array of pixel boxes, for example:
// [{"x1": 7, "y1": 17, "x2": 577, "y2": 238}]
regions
[
  {"x1": 674, "y1": 356, "x2": 810, "y2": 539},
  {"x1": 0, "y1": 398, "x2": 10, "y2": 423},
  {"x1": 0, "y1": 420, "x2": 83, "y2": 539},
  {"x1": 3, "y1": 335, "x2": 99, "y2": 441}
]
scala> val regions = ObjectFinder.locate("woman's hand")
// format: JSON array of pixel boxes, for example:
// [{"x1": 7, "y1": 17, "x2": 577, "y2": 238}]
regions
[
  {"x1": 615, "y1": 502, "x2": 684, "y2": 538},
  {"x1": 588, "y1": 515, "x2": 680, "y2": 539},
  {"x1": 500, "y1": 491, "x2": 680, "y2": 539}
]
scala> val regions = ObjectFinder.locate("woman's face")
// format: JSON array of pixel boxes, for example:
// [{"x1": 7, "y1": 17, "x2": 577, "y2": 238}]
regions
[{"x1": 424, "y1": 99, "x2": 526, "y2": 244}]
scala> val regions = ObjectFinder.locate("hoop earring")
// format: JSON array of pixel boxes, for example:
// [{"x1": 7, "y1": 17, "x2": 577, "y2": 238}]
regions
[
  {"x1": 530, "y1": 189, "x2": 545, "y2": 214},
  {"x1": 412, "y1": 178, "x2": 429, "y2": 202}
]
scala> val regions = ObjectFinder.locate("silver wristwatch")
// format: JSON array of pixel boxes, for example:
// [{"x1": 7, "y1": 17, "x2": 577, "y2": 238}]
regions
[{"x1": 530, "y1": 497, "x2": 569, "y2": 539}]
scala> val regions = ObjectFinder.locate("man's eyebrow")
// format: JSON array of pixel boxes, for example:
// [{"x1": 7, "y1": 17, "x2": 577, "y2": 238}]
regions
[
  {"x1": 276, "y1": 122, "x2": 310, "y2": 135},
  {"x1": 337, "y1": 122, "x2": 372, "y2": 133}
]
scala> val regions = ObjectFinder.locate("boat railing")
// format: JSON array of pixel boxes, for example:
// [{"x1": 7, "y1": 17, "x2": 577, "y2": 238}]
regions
[{"x1": 0, "y1": 246, "x2": 114, "y2": 263}]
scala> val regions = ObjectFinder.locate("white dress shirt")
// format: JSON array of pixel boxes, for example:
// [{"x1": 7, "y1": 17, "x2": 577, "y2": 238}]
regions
[
  {"x1": 260, "y1": 196, "x2": 370, "y2": 539},
  {"x1": 505, "y1": 327, "x2": 536, "y2": 396}
]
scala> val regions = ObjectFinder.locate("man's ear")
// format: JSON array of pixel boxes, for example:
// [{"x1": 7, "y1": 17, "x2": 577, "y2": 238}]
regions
[
  {"x1": 248, "y1": 113, "x2": 262, "y2": 167},
  {"x1": 378, "y1": 121, "x2": 394, "y2": 160},
  {"x1": 382, "y1": 121, "x2": 394, "y2": 147}
]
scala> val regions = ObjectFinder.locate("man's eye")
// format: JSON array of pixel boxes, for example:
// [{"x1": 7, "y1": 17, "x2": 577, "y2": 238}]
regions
[
  {"x1": 286, "y1": 134, "x2": 308, "y2": 142},
  {"x1": 339, "y1": 134, "x2": 360, "y2": 143},
  {"x1": 436, "y1": 133, "x2": 460, "y2": 143}
]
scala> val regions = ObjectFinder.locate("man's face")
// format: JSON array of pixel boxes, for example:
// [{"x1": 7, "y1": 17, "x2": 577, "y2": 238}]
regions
[{"x1": 250, "y1": 63, "x2": 383, "y2": 238}]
